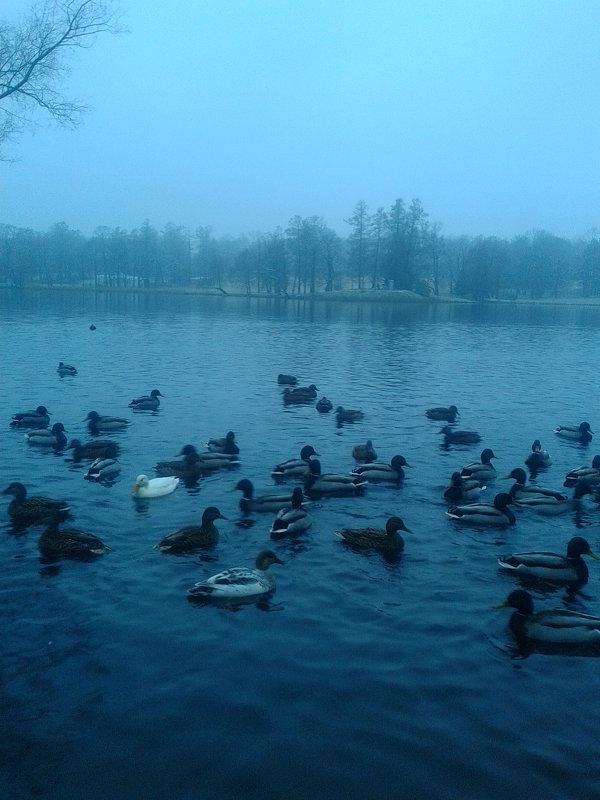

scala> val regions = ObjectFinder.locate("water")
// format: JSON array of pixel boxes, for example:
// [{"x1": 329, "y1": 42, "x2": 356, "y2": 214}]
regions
[{"x1": 2, "y1": 290, "x2": 600, "y2": 799}]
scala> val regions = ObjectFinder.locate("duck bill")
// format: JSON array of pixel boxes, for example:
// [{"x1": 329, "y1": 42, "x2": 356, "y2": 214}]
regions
[
  {"x1": 493, "y1": 599, "x2": 509, "y2": 608},
  {"x1": 587, "y1": 548, "x2": 600, "y2": 560},
  {"x1": 132, "y1": 484, "x2": 139, "y2": 494}
]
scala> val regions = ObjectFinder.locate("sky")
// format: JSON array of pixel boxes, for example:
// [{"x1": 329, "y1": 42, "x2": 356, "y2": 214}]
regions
[{"x1": 1, "y1": 0, "x2": 599, "y2": 241}]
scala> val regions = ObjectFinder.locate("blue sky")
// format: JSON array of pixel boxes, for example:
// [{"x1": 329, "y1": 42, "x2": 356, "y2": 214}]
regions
[{"x1": 1, "y1": 0, "x2": 599, "y2": 239}]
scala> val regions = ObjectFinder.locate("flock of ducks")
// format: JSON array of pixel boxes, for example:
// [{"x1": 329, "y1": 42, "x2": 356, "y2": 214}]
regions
[{"x1": 5, "y1": 365, "x2": 600, "y2": 644}]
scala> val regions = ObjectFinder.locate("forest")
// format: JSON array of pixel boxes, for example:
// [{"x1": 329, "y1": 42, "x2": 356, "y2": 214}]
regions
[{"x1": 1, "y1": 197, "x2": 599, "y2": 300}]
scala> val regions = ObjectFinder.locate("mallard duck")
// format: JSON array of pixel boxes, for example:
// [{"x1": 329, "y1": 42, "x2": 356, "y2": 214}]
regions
[
  {"x1": 2, "y1": 482, "x2": 70, "y2": 528},
  {"x1": 132, "y1": 474, "x2": 179, "y2": 498},
  {"x1": 495, "y1": 589, "x2": 600, "y2": 645},
  {"x1": 277, "y1": 373, "x2": 298, "y2": 385},
  {"x1": 24, "y1": 422, "x2": 67, "y2": 449},
  {"x1": 282, "y1": 385, "x2": 318, "y2": 404},
  {"x1": 350, "y1": 455, "x2": 409, "y2": 483},
  {"x1": 86, "y1": 411, "x2": 130, "y2": 435},
  {"x1": 460, "y1": 448, "x2": 496, "y2": 481},
  {"x1": 503, "y1": 467, "x2": 565, "y2": 502},
  {"x1": 68, "y1": 438, "x2": 120, "y2": 462},
  {"x1": 352, "y1": 440, "x2": 377, "y2": 462},
  {"x1": 38, "y1": 517, "x2": 108, "y2": 559},
  {"x1": 335, "y1": 516, "x2": 411, "y2": 552},
  {"x1": 187, "y1": 550, "x2": 284, "y2": 601},
  {"x1": 425, "y1": 404, "x2": 459, "y2": 422},
  {"x1": 206, "y1": 430, "x2": 239, "y2": 455},
  {"x1": 84, "y1": 457, "x2": 121, "y2": 483},
  {"x1": 443, "y1": 471, "x2": 485, "y2": 503},
  {"x1": 128, "y1": 389, "x2": 163, "y2": 411},
  {"x1": 555, "y1": 421, "x2": 593, "y2": 443},
  {"x1": 304, "y1": 458, "x2": 367, "y2": 497},
  {"x1": 524, "y1": 439, "x2": 551, "y2": 471},
  {"x1": 57, "y1": 361, "x2": 77, "y2": 376},
  {"x1": 10, "y1": 405, "x2": 50, "y2": 429},
  {"x1": 156, "y1": 506, "x2": 227, "y2": 552},
  {"x1": 270, "y1": 488, "x2": 312, "y2": 539},
  {"x1": 563, "y1": 455, "x2": 600, "y2": 488},
  {"x1": 155, "y1": 444, "x2": 240, "y2": 475},
  {"x1": 510, "y1": 480, "x2": 591, "y2": 515},
  {"x1": 316, "y1": 397, "x2": 333, "y2": 413},
  {"x1": 271, "y1": 445, "x2": 319, "y2": 479},
  {"x1": 441, "y1": 426, "x2": 482, "y2": 446},
  {"x1": 498, "y1": 536, "x2": 600, "y2": 584},
  {"x1": 446, "y1": 492, "x2": 515, "y2": 526},
  {"x1": 335, "y1": 406, "x2": 364, "y2": 423},
  {"x1": 231, "y1": 478, "x2": 300, "y2": 513}
]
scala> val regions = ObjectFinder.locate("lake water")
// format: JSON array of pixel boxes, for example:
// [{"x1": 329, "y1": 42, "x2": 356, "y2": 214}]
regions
[{"x1": 2, "y1": 290, "x2": 600, "y2": 800}]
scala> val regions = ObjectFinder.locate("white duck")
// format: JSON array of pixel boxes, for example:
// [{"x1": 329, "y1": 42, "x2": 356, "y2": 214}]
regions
[
  {"x1": 187, "y1": 550, "x2": 283, "y2": 601},
  {"x1": 132, "y1": 474, "x2": 179, "y2": 498}
]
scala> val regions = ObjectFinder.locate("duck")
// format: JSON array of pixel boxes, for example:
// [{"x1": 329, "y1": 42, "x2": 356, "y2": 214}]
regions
[
  {"x1": 271, "y1": 445, "x2": 319, "y2": 479},
  {"x1": 335, "y1": 516, "x2": 411, "y2": 552},
  {"x1": 446, "y1": 492, "x2": 515, "y2": 526},
  {"x1": 443, "y1": 471, "x2": 485, "y2": 503},
  {"x1": 67, "y1": 438, "x2": 120, "y2": 462},
  {"x1": 10, "y1": 405, "x2": 51, "y2": 429},
  {"x1": 282, "y1": 384, "x2": 318, "y2": 404},
  {"x1": 128, "y1": 389, "x2": 163, "y2": 411},
  {"x1": 304, "y1": 458, "x2": 367, "y2": 497},
  {"x1": 38, "y1": 517, "x2": 108, "y2": 560},
  {"x1": 155, "y1": 444, "x2": 240, "y2": 475},
  {"x1": 316, "y1": 397, "x2": 333, "y2": 413},
  {"x1": 277, "y1": 373, "x2": 298, "y2": 386},
  {"x1": 270, "y1": 488, "x2": 312, "y2": 539},
  {"x1": 231, "y1": 478, "x2": 301, "y2": 514},
  {"x1": 502, "y1": 467, "x2": 565, "y2": 502},
  {"x1": 156, "y1": 506, "x2": 227, "y2": 553},
  {"x1": 498, "y1": 536, "x2": 600, "y2": 584},
  {"x1": 460, "y1": 448, "x2": 496, "y2": 482},
  {"x1": 441, "y1": 426, "x2": 482, "y2": 446},
  {"x1": 84, "y1": 457, "x2": 121, "y2": 483},
  {"x1": 524, "y1": 439, "x2": 551, "y2": 471},
  {"x1": 350, "y1": 455, "x2": 410, "y2": 483},
  {"x1": 335, "y1": 406, "x2": 364, "y2": 424},
  {"x1": 2, "y1": 482, "x2": 70, "y2": 528},
  {"x1": 425, "y1": 404, "x2": 459, "y2": 423},
  {"x1": 57, "y1": 361, "x2": 77, "y2": 376},
  {"x1": 86, "y1": 411, "x2": 130, "y2": 435},
  {"x1": 495, "y1": 589, "x2": 600, "y2": 645},
  {"x1": 24, "y1": 422, "x2": 67, "y2": 450},
  {"x1": 187, "y1": 550, "x2": 284, "y2": 601},
  {"x1": 132, "y1": 474, "x2": 179, "y2": 498},
  {"x1": 563, "y1": 455, "x2": 600, "y2": 488},
  {"x1": 555, "y1": 421, "x2": 593, "y2": 443},
  {"x1": 206, "y1": 430, "x2": 240, "y2": 455},
  {"x1": 510, "y1": 480, "x2": 592, "y2": 515},
  {"x1": 352, "y1": 440, "x2": 377, "y2": 462}
]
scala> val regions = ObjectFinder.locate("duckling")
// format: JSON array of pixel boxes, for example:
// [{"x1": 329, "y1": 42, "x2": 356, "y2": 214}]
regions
[
  {"x1": 57, "y1": 362, "x2": 77, "y2": 376},
  {"x1": 446, "y1": 492, "x2": 515, "y2": 526},
  {"x1": 425, "y1": 404, "x2": 459, "y2": 423},
  {"x1": 495, "y1": 589, "x2": 600, "y2": 645},
  {"x1": 271, "y1": 445, "x2": 319, "y2": 479},
  {"x1": 86, "y1": 411, "x2": 130, "y2": 435},
  {"x1": 335, "y1": 516, "x2": 411, "y2": 552},
  {"x1": 563, "y1": 455, "x2": 600, "y2": 488},
  {"x1": 38, "y1": 517, "x2": 108, "y2": 559},
  {"x1": 277, "y1": 373, "x2": 298, "y2": 386},
  {"x1": 270, "y1": 488, "x2": 312, "y2": 539},
  {"x1": 352, "y1": 439, "x2": 377, "y2": 462},
  {"x1": 2, "y1": 482, "x2": 70, "y2": 529},
  {"x1": 187, "y1": 550, "x2": 284, "y2": 601},
  {"x1": 350, "y1": 455, "x2": 409, "y2": 483},
  {"x1": 68, "y1": 438, "x2": 120, "y2": 462},
  {"x1": 316, "y1": 396, "x2": 333, "y2": 413},
  {"x1": 156, "y1": 506, "x2": 227, "y2": 553},
  {"x1": 10, "y1": 405, "x2": 51, "y2": 429},
  {"x1": 511, "y1": 480, "x2": 592, "y2": 515},
  {"x1": 231, "y1": 478, "x2": 300, "y2": 514},
  {"x1": 524, "y1": 439, "x2": 551, "y2": 471},
  {"x1": 282, "y1": 385, "x2": 318, "y2": 404},
  {"x1": 128, "y1": 389, "x2": 163, "y2": 411},
  {"x1": 441, "y1": 426, "x2": 482, "y2": 446},
  {"x1": 498, "y1": 536, "x2": 600, "y2": 584},
  {"x1": 443, "y1": 471, "x2": 485, "y2": 503},
  {"x1": 132, "y1": 474, "x2": 179, "y2": 498},
  {"x1": 335, "y1": 406, "x2": 364, "y2": 424},
  {"x1": 304, "y1": 458, "x2": 367, "y2": 497},
  {"x1": 24, "y1": 422, "x2": 67, "y2": 450},
  {"x1": 502, "y1": 467, "x2": 566, "y2": 503},
  {"x1": 555, "y1": 421, "x2": 593, "y2": 443},
  {"x1": 84, "y1": 457, "x2": 121, "y2": 483},
  {"x1": 460, "y1": 448, "x2": 496, "y2": 482},
  {"x1": 206, "y1": 430, "x2": 239, "y2": 455}
]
